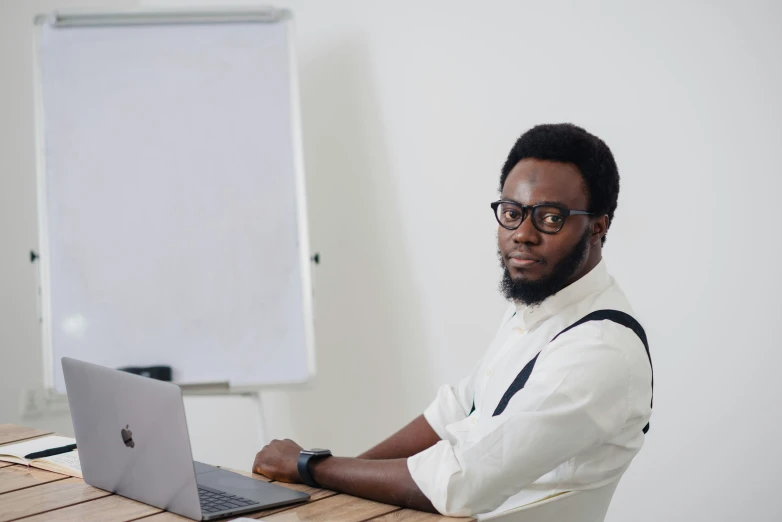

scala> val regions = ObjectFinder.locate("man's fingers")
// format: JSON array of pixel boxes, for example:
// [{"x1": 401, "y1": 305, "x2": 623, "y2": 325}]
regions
[
  {"x1": 253, "y1": 450, "x2": 270, "y2": 475},
  {"x1": 252, "y1": 454, "x2": 261, "y2": 474}
]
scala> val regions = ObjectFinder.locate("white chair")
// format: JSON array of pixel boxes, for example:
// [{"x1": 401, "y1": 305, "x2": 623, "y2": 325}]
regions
[{"x1": 478, "y1": 478, "x2": 620, "y2": 522}]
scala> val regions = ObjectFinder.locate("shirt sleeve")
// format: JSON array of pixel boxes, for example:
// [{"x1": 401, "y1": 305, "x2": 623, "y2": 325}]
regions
[
  {"x1": 423, "y1": 361, "x2": 481, "y2": 442},
  {"x1": 408, "y1": 326, "x2": 632, "y2": 517}
]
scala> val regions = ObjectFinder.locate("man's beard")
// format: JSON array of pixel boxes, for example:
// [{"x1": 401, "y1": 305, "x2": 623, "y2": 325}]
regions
[{"x1": 498, "y1": 230, "x2": 590, "y2": 306}]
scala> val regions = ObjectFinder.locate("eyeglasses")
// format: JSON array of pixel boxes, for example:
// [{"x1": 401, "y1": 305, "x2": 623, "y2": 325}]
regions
[{"x1": 490, "y1": 200, "x2": 594, "y2": 234}]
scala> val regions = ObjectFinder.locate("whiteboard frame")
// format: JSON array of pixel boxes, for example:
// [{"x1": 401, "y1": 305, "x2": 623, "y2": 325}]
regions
[{"x1": 32, "y1": 7, "x2": 317, "y2": 394}]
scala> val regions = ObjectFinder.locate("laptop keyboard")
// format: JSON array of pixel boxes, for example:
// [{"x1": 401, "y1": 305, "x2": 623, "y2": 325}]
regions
[{"x1": 198, "y1": 485, "x2": 258, "y2": 514}]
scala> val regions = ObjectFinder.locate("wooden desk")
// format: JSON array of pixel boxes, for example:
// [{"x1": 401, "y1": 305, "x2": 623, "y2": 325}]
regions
[{"x1": 0, "y1": 425, "x2": 473, "y2": 522}]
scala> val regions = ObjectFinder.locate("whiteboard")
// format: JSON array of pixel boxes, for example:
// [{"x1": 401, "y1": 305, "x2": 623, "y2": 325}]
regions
[{"x1": 33, "y1": 9, "x2": 315, "y2": 393}]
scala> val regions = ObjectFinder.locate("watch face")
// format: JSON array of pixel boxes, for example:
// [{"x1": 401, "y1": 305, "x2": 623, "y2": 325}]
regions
[{"x1": 304, "y1": 448, "x2": 331, "y2": 456}]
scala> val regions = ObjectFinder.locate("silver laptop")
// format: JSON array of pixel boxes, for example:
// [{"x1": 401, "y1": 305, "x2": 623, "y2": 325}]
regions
[{"x1": 62, "y1": 357, "x2": 309, "y2": 520}]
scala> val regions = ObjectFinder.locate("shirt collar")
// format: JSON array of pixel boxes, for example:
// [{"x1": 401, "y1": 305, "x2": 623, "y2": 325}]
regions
[{"x1": 515, "y1": 259, "x2": 611, "y2": 330}]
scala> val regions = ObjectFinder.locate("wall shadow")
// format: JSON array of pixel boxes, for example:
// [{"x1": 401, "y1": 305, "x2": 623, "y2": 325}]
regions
[{"x1": 264, "y1": 37, "x2": 431, "y2": 455}]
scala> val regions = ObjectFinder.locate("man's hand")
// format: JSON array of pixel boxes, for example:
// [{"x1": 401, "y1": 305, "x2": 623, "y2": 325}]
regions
[{"x1": 252, "y1": 439, "x2": 303, "y2": 483}]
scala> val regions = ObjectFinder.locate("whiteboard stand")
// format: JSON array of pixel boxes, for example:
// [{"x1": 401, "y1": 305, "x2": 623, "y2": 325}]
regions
[
  {"x1": 178, "y1": 382, "x2": 296, "y2": 450},
  {"x1": 31, "y1": 7, "x2": 317, "y2": 454},
  {"x1": 252, "y1": 391, "x2": 268, "y2": 447}
]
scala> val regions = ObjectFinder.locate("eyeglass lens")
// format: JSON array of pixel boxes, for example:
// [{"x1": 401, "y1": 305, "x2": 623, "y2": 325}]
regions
[{"x1": 495, "y1": 202, "x2": 566, "y2": 233}]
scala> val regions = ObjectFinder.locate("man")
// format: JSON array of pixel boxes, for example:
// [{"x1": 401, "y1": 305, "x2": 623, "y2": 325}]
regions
[{"x1": 253, "y1": 123, "x2": 653, "y2": 517}]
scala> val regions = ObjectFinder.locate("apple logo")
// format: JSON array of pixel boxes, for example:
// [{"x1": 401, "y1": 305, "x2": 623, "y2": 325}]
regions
[{"x1": 121, "y1": 425, "x2": 135, "y2": 448}]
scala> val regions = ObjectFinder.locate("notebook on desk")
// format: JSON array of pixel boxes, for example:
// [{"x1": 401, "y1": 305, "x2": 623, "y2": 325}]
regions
[{"x1": 0, "y1": 435, "x2": 82, "y2": 478}]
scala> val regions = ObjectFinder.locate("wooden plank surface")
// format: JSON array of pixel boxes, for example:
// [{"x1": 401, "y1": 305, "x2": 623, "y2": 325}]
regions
[
  {"x1": 133, "y1": 500, "x2": 314, "y2": 522},
  {"x1": 133, "y1": 501, "x2": 309, "y2": 522},
  {"x1": 128, "y1": 509, "x2": 190, "y2": 521},
  {"x1": 259, "y1": 494, "x2": 399, "y2": 522},
  {"x1": 0, "y1": 426, "x2": 52, "y2": 447},
  {"x1": 0, "y1": 465, "x2": 67, "y2": 495},
  {"x1": 0, "y1": 477, "x2": 111, "y2": 522},
  {"x1": 14, "y1": 494, "x2": 161, "y2": 522},
  {"x1": 369, "y1": 509, "x2": 473, "y2": 521}
]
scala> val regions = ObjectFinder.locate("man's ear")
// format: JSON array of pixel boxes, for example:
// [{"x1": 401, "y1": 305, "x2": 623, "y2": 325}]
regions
[{"x1": 591, "y1": 215, "x2": 609, "y2": 244}]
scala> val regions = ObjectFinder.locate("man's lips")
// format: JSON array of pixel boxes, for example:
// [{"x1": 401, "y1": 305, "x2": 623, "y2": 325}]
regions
[{"x1": 507, "y1": 252, "x2": 542, "y2": 267}]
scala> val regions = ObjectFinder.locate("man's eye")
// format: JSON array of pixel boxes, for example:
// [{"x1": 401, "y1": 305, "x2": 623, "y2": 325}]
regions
[
  {"x1": 503, "y1": 210, "x2": 520, "y2": 220},
  {"x1": 542, "y1": 214, "x2": 563, "y2": 224}
]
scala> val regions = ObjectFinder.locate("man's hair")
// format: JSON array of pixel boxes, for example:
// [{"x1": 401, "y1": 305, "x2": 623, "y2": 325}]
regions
[{"x1": 500, "y1": 123, "x2": 619, "y2": 245}]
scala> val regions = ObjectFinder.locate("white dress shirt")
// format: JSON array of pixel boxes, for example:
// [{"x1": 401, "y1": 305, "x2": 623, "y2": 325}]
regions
[{"x1": 407, "y1": 260, "x2": 652, "y2": 518}]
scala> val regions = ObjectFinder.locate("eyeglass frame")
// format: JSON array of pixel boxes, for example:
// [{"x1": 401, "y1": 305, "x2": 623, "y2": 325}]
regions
[{"x1": 490, "y1": 200, "x2": 595, "y2": 234}]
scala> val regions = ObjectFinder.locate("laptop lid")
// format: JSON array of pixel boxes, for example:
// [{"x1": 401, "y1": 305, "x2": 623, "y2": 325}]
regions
[{"x1": 63, "y1": 357, "x2": 202, "y2": 520}]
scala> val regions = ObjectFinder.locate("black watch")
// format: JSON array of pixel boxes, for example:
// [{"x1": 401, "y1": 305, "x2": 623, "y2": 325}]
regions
[{"x1": 297, "y1": 448, "x2": 332, "y2": 488}]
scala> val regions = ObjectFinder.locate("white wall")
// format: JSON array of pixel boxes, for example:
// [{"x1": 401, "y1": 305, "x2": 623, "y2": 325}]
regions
[{"x1": 1, "y1": 0, "x2": 781, "y2": 520}]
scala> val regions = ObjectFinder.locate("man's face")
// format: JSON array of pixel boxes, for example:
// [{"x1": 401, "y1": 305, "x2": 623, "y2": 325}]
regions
[{"x1": 498, "y1": 158, "x2": 599, "y2": 305}]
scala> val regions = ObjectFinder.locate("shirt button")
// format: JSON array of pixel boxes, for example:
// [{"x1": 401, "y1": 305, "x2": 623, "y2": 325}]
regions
[
  {"x1": 469, "y1": 415, "x2": 478, "y2": 425},
  {"x1": 514, "y1": 327, "x2": 526, "y2": 335},
  {"x1": 485, "y1": 368, "x2": 493, "y2": 377}
]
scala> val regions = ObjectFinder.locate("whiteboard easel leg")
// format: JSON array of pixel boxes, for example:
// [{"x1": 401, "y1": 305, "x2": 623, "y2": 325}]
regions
[{"x1": 250, "y1": 391, "x2": 268, "y2": 446}]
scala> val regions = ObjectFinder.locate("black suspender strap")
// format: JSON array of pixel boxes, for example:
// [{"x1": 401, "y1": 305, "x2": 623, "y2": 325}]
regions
[
  {"x1": 489, "y1": 309, "x2": 653, "y2": 434},
  {"x1": 491, "y1": 353, "x2": 540, "y2": 417}
]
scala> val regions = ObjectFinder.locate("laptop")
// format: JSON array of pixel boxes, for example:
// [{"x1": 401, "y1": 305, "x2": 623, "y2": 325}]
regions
[{"x1": 62, "y1": 357, "x2": 309, "y2": 520}]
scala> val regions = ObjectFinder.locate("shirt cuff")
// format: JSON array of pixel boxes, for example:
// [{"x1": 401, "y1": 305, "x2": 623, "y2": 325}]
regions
[
  {"x1": 423, "y1": 384, "x2": 469, "y2": 443},
  {"x1": 408, "y1": 440, "x2": 469, "y2": 517}
]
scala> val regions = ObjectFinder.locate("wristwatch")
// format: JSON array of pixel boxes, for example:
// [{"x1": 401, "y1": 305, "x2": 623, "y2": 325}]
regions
[{"x1": 297, "y1": 448, "x2": 332, "y2": 488}]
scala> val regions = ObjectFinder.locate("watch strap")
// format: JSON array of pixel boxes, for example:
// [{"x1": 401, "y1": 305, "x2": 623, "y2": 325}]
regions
[{"x1": 297, "y1": 450, "x2": 331, "y2": 488}]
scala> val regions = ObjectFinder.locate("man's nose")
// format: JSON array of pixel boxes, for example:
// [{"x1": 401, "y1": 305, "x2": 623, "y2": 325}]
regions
[{"x1": 511, "y1": 213, "x2": 540, "y2": 244}]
